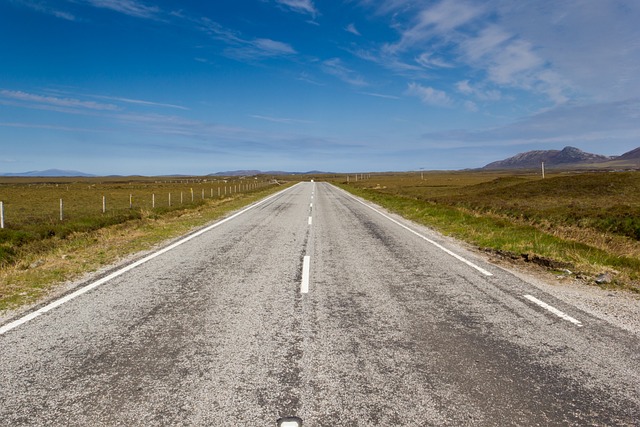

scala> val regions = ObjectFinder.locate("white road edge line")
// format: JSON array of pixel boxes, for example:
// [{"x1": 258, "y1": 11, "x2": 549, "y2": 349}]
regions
[
  {"x1": 301, "y1": 255, "x2": 311, "y2": 294},
  {"x1": 337, "y1": 186, "x2": 493, "y2": 277},
  {"x1": 0, "y1": 184, "x2": 300, "y2": 336},
  {"x1": 523, "y1": 294, "x2": 583, "y2": 327}
]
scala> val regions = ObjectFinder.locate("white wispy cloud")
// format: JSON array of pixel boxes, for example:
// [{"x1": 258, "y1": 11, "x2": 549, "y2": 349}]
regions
[
  {"x1": 346, "y1": 23, "x2": 361, "y2": 36},
  {"x1": 461, "y1": 28, "x2": 545, "y2": 87},
  {"x1": 415, "y1": 51, "x2": 453, "y2": 69},
  {"x1": 359, "y1": 92, "x2": 400, "y2": 100},
  {"x1": 322, "y1": 58, "x2": 368, "y2": 87},
  {"x1": 199, "y1": 18, "x2": 296, "y2": 61},
  {"x1": 12, "y1": 0, "x2": 77, "y2": 20},
  {"x1": 384, "y1": 0, "x2": 485, "y2": 54},
  {"x1": 84, "y1": 0, "x2": 160, "y2": 19},
  {"x1": 224, "y1": 38, "x2": 297, "y2": 60},
  {"x1": 455, "y1": 80, "x2": 501, "y2": 101},
  {"x1": 0, "y1": 90, "x2": 118, "y2": 111},
  {"x1": 461, "y1": 25, "x2": 510, "y2": 63},
  {"x1": 0, "y1": 122, "x2": 102, "y2": 133},
  {"x1": 357, "y1": 0, "x2": 414, "y2": 15},
  {"x1": 460, "y1": 26, "x2": 570, "y2": 103},
  {"x1": 252, "y1": 38, "x2": 297, "y2": 55},
  {"x1": 352, "y1": 48, "x2": 426, "y2": 78},
  {"x1": 405, "y1": 82, "x2": 452, "y2": 107},
  {"x1": 296, "y1": 72, "x2": 325, "y2": 86},
  {"x1": 275, "y1": 0, "x2": 318, "y2": 16},
  {"x1": 250, "y1": 114, "x2": 313, "y2": 124},
  {"x1": 90, "y1": 95, "x2": 189, "y2": 110},
  {"x1": 463, "y1": 100, "x2": 479, "y2": 112}
]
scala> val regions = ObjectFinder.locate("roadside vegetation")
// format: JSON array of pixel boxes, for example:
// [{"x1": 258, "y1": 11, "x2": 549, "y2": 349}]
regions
[
  {"x1": 332, "y1": 170, "x2": 640, "y2": 293},
  {"x1": 0, "y1": 176, "x2": 287, "y2": 311}
]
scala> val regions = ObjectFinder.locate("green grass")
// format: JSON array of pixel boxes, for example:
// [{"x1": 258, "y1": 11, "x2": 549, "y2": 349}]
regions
[
  {"x1": 332, "y1": 171, "x2": 640, "y2": 292},
  {"x1": 0, "y1": 176, "x2": 273, "y2": 266}
]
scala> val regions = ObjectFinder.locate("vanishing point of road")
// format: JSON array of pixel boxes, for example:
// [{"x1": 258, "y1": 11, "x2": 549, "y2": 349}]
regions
[{"x1": 1, "y1": 182, "x2": 638, "y2": 426}]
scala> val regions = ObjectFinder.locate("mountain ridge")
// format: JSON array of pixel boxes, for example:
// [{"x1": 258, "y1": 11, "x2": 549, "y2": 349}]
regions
[
  {"x1": 0, "y1": 169, "x2": 96, "y2": 177},
  {"x1": 482, "y1": 146, "x2": 640, "y2": 170}
]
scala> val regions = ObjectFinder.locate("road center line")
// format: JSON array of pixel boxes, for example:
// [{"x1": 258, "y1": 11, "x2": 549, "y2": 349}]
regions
[
  {"x1": 523, "y1": 294, "x2": 583, "y2": 327},
  {"x1": 301, "y1": 256, "x2": 311, "y2": 294},
  {"x1": 337, "y1": 186, "x2": 493, "y2": 276},
  {"x1": 0, "y1": 184, "x2": 300, "y2": 336}
]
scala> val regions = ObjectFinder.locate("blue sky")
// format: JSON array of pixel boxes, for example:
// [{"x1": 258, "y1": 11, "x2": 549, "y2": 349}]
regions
[{"x1": 1, "y1": 0, "x2": 640, "y2": 175}]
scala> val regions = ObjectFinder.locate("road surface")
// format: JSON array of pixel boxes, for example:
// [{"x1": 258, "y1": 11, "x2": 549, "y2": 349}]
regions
[{"x1": 1, "y1": 182, "x2": 638, "y2": 426}]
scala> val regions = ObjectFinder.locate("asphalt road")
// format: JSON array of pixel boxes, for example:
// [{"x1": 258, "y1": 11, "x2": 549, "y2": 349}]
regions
[{"x1": 1, "y1": 182, "x2": 638, "y2": 426}]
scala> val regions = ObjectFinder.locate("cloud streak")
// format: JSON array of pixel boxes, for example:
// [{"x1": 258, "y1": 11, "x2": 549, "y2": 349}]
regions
[
  {"x1": 84, "y1": 0, "x2": 160, "y2": 19},
  {"x1": 405, "y1": 83, "x2": 452, "y2": 107},
  {"x1": 322, "y1": 58, "x2": 368, "y2": 87},
  {"x1": 90, "y1": 95, "x2": 189, "y2": 110},
  {"x1": 199, "y1": 18, "x2": 297, "y2": 60},
  {"x1": 359, "y1": 92, "x2": 400, "y2": 100},
  {"x1": 275, "y1": 0, "x2": 318, "y2": 16},
  {"x1": 11, "y1": 0, "x2": 77, "y2": 20},
  {"x1": 0, "y1": 90, "x2": 119, "y2": 111},
  {"x1": 346, "y1": 23, "x2": 361, "y2": 36},
  {"x1": 250, "y1": 115, "x2": 314, "y2": 124}
]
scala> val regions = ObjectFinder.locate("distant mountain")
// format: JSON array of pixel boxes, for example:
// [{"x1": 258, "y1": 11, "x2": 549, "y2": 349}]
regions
[
  {"x1": 1, "y1": 169, "x2": 95, "y2": 177},
  {"x1": 483, "y1": 146, "x2": 613, "y2": 170},
  {"x1": 617, "y1": 146, "x2": 640, "y2": 160}
]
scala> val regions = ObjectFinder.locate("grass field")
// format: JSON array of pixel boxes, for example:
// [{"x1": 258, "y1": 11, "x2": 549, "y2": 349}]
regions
[
  {"x1": 330, "y1": 170, "x2": 640, "y2": 292},
  {"x1": 0, "y1": 176, "x2": 272, "y2": 265}
]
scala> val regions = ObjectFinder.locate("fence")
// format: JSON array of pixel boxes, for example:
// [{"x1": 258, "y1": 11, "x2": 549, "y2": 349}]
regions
[{"x1": 0, "y1": 179, "x2": 273, "y2": 229}]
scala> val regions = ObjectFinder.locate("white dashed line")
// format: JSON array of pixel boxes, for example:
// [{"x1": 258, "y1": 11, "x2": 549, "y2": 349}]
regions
[
  {"x1": 308, "y1": 216, "x2": 312, "y2": 225},
  {"x1": 523, "y1": 294, "x2": 583, "y2": 327},
  {"x1": 301, "y1": 256, "x2": 311, "y2": 294}
]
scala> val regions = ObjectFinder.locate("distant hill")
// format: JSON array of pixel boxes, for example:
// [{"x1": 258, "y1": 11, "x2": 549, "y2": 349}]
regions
[
  {"x1": 585, "y1": 146, "x2": 640, "y2": 170},
  {"x1": 617, "y1": 147, "x2": 640, "y2": 160},
  {"x1": 483, "y1": 146, "x2": 613, "y2": 170},
  {"x1": 1, "y1": 169, "x2": 95, "y2": 177}
]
